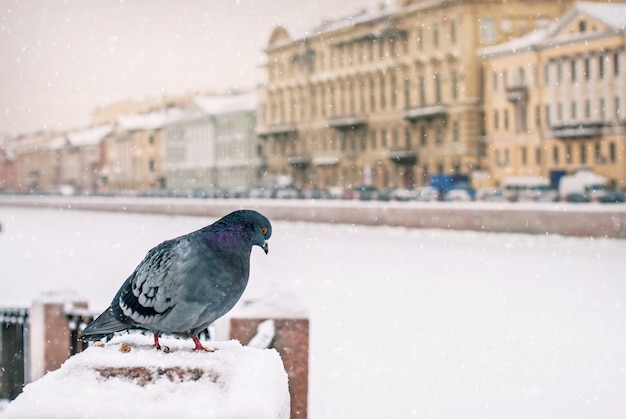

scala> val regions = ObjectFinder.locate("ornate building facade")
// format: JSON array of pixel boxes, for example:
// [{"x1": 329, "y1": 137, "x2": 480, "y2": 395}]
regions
[
  {"x1": 257, "y1": 0, "x2": 617, "y2": 191},
  {"x1": 479, "y1": 2, "x2": 626, "y2": 189}
]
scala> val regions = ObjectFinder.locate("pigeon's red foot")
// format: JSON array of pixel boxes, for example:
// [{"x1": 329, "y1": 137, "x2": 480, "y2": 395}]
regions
[
  {"x1": 153, "y1": 333, "x2": 162, "y2": 350},
  {"x1": 191, "y1": 336, "x2": 214, "y2": 352}
]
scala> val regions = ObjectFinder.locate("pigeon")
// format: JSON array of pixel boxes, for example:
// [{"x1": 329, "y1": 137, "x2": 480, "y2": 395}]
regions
[{"x1": 82, "y1": 209, "x2": 272, "y2": 351}]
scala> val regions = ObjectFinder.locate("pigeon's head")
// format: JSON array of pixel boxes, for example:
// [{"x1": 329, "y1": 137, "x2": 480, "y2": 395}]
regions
[{"x1": 226, "y1": 209, "x2": 272, "y2": 254}]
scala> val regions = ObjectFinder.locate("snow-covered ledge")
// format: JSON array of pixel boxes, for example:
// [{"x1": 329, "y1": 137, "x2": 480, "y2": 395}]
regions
[{"x1": 2, "y1": 335, "x2": 290, "y2": 419}]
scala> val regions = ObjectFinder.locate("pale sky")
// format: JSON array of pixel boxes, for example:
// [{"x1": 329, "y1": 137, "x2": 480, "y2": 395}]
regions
[{"x1": 0, "y1": 0, "x2": 381, "y2": 136}]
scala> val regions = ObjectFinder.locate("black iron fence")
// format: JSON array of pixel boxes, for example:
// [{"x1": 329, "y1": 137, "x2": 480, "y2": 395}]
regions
[{"x1": 0, "y1": 307, "x2": 29, "y2": 400}]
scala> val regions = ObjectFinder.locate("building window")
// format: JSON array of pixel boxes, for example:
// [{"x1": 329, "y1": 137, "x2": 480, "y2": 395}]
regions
[
  {"x1": 571, "y1": 101, "x2": 577, "y2": 120},
  {"x1": 435, "y1": 123, "x2": 444, "y2": 146},
  {"x1": 535, "y1": 147, "x2": 541, "y2": 165},
  {"x1": 420, "y1": 124, "x2": 427, "y2": 146},
  {"x1": 580, "y1": 143, "x2": 587, "y2": 164},
  {"x1": 433, "y1": 24, "x2": 439, "y2": 48},
  {"x1": 584, "y1": 57, "x2": 590, "y2": 80},
  {"x1": 452, "y1": 70, "x2": 459, "y2": 100},
  {"x1": 553, "y1": 145, "x2": 559, "y2": 165},
  {"x1": 504, "y1": 109, "x2": 509, "y2": 130},
  {"x1": 599, "y1": 55, "x2": 605, "y2": 78},
  {"x1": 418, "y1": 27, "x2": 424, "y2": 50},
  {"x1": 535, "y1": 104, "x2": 541, "y2": 128},
  {"x1": 609, "y1": 142, "x2": 616, "y2": 163},
  {"x1": 405, "y1": 126, "x2": 411, "y2": 148},
  {"x1": 390, "y1": 74, "x2": 397, "y2": 108},
  {"x1": 521, "y1": 146, "x2": 527, "y2": 166},
  {"x1": 585, "y1": 99, "x2": 591, "y2": 119},
  {"x1": 557, "y1": 61, "x2": 563, "y2": 82},
  {"x1": 370, "y1": 77, "x2": 376, "y2": 112},
  {"x1": 571, "y1": 59, "x2": 576, "y2": 82},
  {"x1": 615, "y1": 51, "x2": 620, "y2": 76},
  {"x1": 480, "y1": 17, "x2": 496, "y2": 44},
  {"x1": 404, "y1": 78, "x2": 411, "y2": 109},
  {"x1": 380, "y1": 75, "x2": 386, "y2": 109},
  {"x1": 600, "y1": 98, "x2": 606, "y2": 120},
  {"x1": 558, "y1": 102, "x2": 564, "y2": 122},
  {"x1": 494, "y1": 110, "x2": 499, "y2": 130},
  {"x1": 435, "y1": 73, "x2": 442, "y2": 103},
  {"x1": 616, "y1": 97, "x2": 621, "y2": 120},
  {"x1": 450, "y1": 20, "x2": 457, "y2": 44},
  {"x1": 566, "y1": 144, "x2": 572, "y2": 164},
  {"x1": 544, "y1": 63, "x2": 550, "y2": 85},
  {"x1": 453, "y1": 120, "x2": 459, "y2": 143},
  {"x1": 419, "y1": 76, "x2": 426, "y2": 106},
  {"x1": 579, "y1": 20, "x2": 587, "y2": 32}
]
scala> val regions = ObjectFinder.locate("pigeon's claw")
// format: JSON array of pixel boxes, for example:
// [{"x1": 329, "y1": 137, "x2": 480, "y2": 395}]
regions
[{"x1": 191, "y1": 336, "x2": 214, "y2": 352}]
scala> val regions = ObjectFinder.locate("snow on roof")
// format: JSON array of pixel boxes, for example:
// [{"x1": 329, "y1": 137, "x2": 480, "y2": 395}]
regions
[
  {"x1": 477, "y1": 26, "x2": 551, "y2": 57},
  {"x1": 117, "y1": 108, "x2": 183, "y2": 131},
  {"x1": 193, "y1": 93, "x2": 257, "y2": 116},
  {"x1": 479, "y1": 1, "x2": 626, "y2": 57},
  {"x1": 3, "y1": 335, "x2": 290, "y2": 419},
  {"x1": 67, "y1": 124, "x2": 113, "y2": 147},
  {"x1": 575, "y1": 1, "x2": 626, "y2": 30}
]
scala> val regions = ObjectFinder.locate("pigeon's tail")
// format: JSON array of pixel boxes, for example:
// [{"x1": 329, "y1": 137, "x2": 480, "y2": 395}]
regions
[{"x1": 81, "y1": 308, "x2": 129, "y2": 341}]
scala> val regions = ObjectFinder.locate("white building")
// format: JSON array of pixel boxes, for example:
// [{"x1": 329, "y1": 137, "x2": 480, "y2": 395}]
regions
[{"x1": 164, "y1": 93, "x2": 260, "y2": 192}]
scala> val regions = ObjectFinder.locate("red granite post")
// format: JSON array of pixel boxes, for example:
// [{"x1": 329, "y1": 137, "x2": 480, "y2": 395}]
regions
[{"x1": 229, "y1": 317, "x2": 309, "y2": 419}]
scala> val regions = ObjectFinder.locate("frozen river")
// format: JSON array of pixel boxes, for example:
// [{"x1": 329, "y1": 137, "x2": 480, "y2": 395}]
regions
[{"x1": 1, "y1": 206, "x2": 626, "y2": 418}]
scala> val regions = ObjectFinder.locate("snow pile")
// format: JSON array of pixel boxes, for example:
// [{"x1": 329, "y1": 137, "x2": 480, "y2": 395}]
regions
[{"x1": 2, "y1": 335, "x2": 290, "y2": 419}]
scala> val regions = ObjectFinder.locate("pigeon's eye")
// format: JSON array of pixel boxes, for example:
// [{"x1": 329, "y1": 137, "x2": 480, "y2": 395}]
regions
[{"x1": 260, "y1": 227, "x2": 268, "y2": 235}]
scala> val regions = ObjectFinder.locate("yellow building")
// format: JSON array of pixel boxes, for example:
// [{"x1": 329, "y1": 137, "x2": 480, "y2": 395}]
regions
[
  {"x1": 102, "y1": 108, "x2": 182, "y2": 191},
  {"x1": 11, "y1": 132, "x2": 61, "y2": 192},
  {"x1": 258, "y1": 0, "x2": 601, "y2": 191},
  {"x1": 479, "y1": 2, "x2": 626, "y2": 190}
]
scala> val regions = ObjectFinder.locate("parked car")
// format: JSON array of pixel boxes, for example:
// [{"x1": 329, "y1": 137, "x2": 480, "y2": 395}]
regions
[
  {"x1": 565, "y1": 192, "x2": 591, "y2": 203},
  {"x1": 414, "y1": 186, "x2": 440, "y2": 202},
  {"x1": 301, "y1": 188, "x2": 323, "y2": 200},
  {"x1": 475, "y1": 188, "x2": 505, "y2": 202},
  {"x1": 249, "y1": 187, "x2": 270, "y2": 199},
  {"x1": 324, "y1": 187, "x2": 344, "y2": 200},
  {"x1": 229, "y1": 187, "x2": 250, "y2": 198},
  {"x1": 392, "y1": 188, "x2": 417, "y2": 202},
  {"x1": 444, "y1": 189, "x2": 473, "y2": 202},
  {"x1": 351, "y1": 185, "x2": 378, "y2": 201},
  {"x1": 271, "y1": 185, "x2": 301, "y2": 199},
  {"x1": 598, "y1": 190, "x2": 625, "y2": 203}
]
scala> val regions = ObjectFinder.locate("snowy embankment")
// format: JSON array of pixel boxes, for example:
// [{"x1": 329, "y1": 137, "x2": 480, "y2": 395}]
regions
[
  {"x1": 1, "y1": 207, "x2": 626, "y2": 418},
  {"x1": 2, "y1": 335, "x2": 290, "y2": 419},
  {"x1": 1, "y1": 194, "x2": 625, "y2": 238}
]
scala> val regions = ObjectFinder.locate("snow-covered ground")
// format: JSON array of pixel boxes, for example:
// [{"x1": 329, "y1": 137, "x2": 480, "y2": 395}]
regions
[{"x1": 1, "y1": 206, "x2": 626, "y2": 418}]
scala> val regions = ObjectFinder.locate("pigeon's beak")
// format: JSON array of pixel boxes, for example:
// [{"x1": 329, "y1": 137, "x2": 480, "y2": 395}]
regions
[{"x1": 262, "y1": 241, "x2": 269, "y2": 255}]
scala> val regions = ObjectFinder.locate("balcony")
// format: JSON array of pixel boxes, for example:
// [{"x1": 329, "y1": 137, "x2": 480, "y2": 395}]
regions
[
  {"x1": 327, "y1": 115, "x2": 367, "y2": 130},
  {"x1": 287, "y1": 152, "x2": 311, "y2": 167},
  {"x1": 256, "y1": 123, "x2": 298, "y2": 137},
  {"x1": 403, "y1": 105, "x2": 447, "y2": 121},
  {"x1": 506, "y1": 85, "x2": 528, "y2": 103},
  {"x1": 550, "y1": 122, "x2": 606, "y2": 139},
  {"x1": 386, "y1": 147, "x2": 417, "y2": 165}
]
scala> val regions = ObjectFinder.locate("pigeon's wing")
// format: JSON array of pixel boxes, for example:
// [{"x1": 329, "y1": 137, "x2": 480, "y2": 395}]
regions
[{"x1": 112, "y1": 238, "x2": 192, "y2": 325}]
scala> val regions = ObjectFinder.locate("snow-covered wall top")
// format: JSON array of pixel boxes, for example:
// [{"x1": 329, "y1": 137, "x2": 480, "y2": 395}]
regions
[{"x1": 2, "y1": 335, "x2": 290, "y2": 419}]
